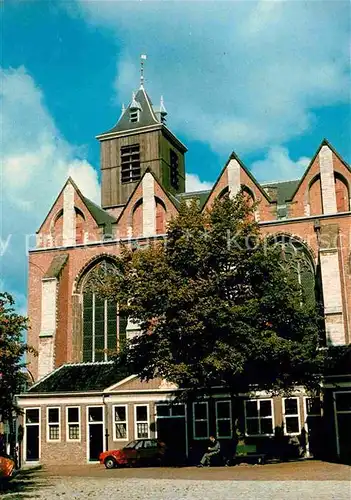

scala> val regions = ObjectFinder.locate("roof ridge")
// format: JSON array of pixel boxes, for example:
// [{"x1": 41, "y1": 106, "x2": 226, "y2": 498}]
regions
[
  {"x1": 261, "y1": 178, "x2": 300, "y2": 186},
  {"x1": 179, "y1": 189, "x2": 212, "y2": 196},
  {"x1": 136, "y1": 87, "x2": 159, "y2": 123},
  {"x1": 27, "y1": 364, "x2": 66, "y2": 391},
  {"x1": 63, "y1": 361, "x2": 114, "y2": 367}
]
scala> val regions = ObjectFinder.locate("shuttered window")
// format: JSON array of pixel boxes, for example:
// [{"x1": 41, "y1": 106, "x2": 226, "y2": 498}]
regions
[
  {"x1": 170, "y1": 150, "x2": 179, "y2": 189},
  {"x1": 121, "y1": 144, "x2": 141, "y2": 183}
]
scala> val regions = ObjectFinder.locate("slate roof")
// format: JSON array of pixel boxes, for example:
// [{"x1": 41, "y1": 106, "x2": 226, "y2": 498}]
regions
[
  {"x1": 173, "y1": 179, "x2": 300, "y2": 213},
  {"x1": 261, "y1": 180, "x2": 300, "y2": 205},
  {"x1": 99, "y1": 87, "x2": 159, "y2": 136},
  {"x1": 27, "y1": 362, "x2": 131, "y2": 394},
  {"x1": 82, "y1": 196, "x2": 116, "y2": 228},
  {"x1": 43, "y1": 254, "x2": 68, "y2": 279},
  {"x1": 176, "y1": 190, "x2": 211, "y2": 210}
]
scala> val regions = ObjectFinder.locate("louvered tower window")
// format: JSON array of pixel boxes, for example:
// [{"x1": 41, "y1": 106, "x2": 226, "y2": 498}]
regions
[
  {"x1": 130, "y1": 110, "x2": 139, "y2": 123},
  {"x1": 170, "y1": 150, "x2": 179, "y2": 189},
  {"x1": 82, "y1": 261, "x2": 127, "y2": 362},
  {"x1": 121, "y1": 144, "x2": 141, "y2": 183}
]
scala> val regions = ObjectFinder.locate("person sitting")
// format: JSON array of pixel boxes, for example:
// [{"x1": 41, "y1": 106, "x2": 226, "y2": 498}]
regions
[{"x1": 197, "y1": 435, "x2": 221, "y2": 467}]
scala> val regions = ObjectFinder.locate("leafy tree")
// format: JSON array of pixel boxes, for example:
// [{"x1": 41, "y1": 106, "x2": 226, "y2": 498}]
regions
[
  {"x1": 99, "y1": 193, "x2": 325, "y2": 398},
  {"x1": 0, "y1": 293, "x2": 36, "y2": 423}
]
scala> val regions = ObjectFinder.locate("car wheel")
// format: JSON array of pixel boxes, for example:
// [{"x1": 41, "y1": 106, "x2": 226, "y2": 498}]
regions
[{"x1": 104, "y1": 457, "x2": 117, "y2": 469}]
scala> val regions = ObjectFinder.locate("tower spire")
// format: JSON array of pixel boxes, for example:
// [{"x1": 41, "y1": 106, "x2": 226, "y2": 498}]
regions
[{"x1": 140, "y1": 54, "x2": 147, "y2": 89}]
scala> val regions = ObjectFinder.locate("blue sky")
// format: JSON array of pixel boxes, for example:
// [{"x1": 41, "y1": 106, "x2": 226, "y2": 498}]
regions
[{"x1": 1, "y1": 0, "x2": 350, "y2": 313}]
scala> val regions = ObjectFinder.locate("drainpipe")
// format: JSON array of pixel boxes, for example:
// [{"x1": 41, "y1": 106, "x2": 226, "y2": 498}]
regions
[
  {"x1": 102, "y1": 394, "x2": 109, "y2": 452},
  {"x1": 338, "y1": 231, "x2": 350, "y2": 343}
]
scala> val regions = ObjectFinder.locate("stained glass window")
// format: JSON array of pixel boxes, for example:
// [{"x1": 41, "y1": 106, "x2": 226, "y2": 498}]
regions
[
  {"x1": 82, "y1": 261, "x2": 127, "y2": 362},
  {"x1": 277, "y1": 238, "x2": 316, "y2": 307}
]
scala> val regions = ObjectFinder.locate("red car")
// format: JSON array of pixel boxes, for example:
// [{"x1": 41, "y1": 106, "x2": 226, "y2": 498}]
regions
[
  {"x1": 99, "y1": 438, "x2": 166, "y2": 469},
  {"x1": 0, "y1": 454, "x2": 15, "y2": 480}
]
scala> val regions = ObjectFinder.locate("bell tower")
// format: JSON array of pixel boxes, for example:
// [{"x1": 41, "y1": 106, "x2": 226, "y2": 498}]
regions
[{"x1": 96, "y1": 56, "x2": 187, "y2": 215}]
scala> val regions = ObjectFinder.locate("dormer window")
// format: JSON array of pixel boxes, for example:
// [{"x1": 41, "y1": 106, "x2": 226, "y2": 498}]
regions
[
  {"x1": 130, "y1": 109, "x2": 139, "y2": 123},
  {"x1": 129, "y1": 92, "x2": 141, "y2": 123}
]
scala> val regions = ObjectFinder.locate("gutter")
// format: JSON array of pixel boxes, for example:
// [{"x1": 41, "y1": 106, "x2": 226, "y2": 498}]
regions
[
  {"x1": 28, "y1": 234, "x2": 166, "y2": 254},
  {"x1": 259, "y1": 210, "x2": 351, "y2": 227}
]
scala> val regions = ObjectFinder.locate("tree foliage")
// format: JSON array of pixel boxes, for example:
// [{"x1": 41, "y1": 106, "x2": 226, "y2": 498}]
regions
[
  {"x1": 0, "y1": 293, "x2": 36, "y2": 421},
  {"x1": 99, "y1": 193, "x2": 325, "y2": 396}
]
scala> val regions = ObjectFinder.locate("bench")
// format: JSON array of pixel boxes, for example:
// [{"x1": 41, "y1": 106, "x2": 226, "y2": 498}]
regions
[{"x1": 233, "y1": 444, "x2": 266, "y2": 465}]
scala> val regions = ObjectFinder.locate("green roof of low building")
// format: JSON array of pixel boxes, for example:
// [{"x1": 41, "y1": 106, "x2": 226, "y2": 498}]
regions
[{"x1": 27, "y1": 362, "x2": 131, "y2": 394}]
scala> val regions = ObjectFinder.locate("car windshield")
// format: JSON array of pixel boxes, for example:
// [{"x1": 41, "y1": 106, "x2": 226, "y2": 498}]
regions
[{"x1": 124, "y1": 440, "x2": 139, "y2": 449}]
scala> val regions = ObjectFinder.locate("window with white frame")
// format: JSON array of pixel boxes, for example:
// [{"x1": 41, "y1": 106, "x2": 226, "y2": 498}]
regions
[
  {"x1": 26, "y1": 408, "x2": 40, "y2": 424},
  {"x1": 88, "y1": 406, "x2": 103, "y2": 422},
  {"x1": 283, "y1": 398, "x2": 301, "y2": 435},
  {"x1": 114, "y1": 405, "x2": 128, "y2": 440},
  {"x1": 245, "y1": 399, "x2": 274, "y2": 436},
  {"x1": 215, "y1": 401, "x2": 232, "y2": 438},
  {"x1": 193, "y1": 402, "x2": 209, "y2": 439},
  {"x1": 66, "y1": 407, "x2": 80, "y2": 441},
  {"x1": 25, "y1": 408, "x2": 40, "y2": 462},
  {"x1": 47, "y1": 407, "x2": 60, "y2": 441},
  {"x1": 135, "y1": 405, "x2": 149, "y2": 439}
]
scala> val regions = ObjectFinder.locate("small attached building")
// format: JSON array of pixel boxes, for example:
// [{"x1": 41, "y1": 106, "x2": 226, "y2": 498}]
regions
[{"x1": 16, "y1": 361, "x2": 344, "y2": 466}]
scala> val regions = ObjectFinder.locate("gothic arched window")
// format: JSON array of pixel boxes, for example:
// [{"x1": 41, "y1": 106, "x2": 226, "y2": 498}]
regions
[
  {"x1": 81, "y1": 261, "x2": 127, "y2": 362},
  {"x1": 276, "y1": 237, "x2": 316, "y2": 307}
]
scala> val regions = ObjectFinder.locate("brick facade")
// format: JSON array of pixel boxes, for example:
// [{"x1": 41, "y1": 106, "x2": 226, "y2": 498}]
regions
[
  {"x1": 21, "y1": 81, "x2": 350, "y2": 466},
  {"x1": 27, "y1": 140, "x2": 351, "y2": 379},
  {"x1": 19, "y1": 371, "x2": 323, "y2": 466}
]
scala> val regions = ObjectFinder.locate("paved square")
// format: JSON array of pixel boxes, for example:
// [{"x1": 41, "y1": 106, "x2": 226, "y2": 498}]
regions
[{"x1": 1, "y1": 461, "x2": 350, "y2": 500}]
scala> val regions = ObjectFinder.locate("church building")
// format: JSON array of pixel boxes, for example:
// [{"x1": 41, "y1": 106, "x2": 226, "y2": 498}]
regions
[{"x1": 17, "y1": 67, "x2": 351, "y2": 466}]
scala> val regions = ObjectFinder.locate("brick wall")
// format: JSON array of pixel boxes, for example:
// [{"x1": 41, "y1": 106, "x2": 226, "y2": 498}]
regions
[{"x1": 27, "y1": 143, "x2": 351, "y2": 379}]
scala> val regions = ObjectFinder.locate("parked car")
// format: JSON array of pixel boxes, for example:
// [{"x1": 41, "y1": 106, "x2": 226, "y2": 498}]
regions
[
  {"x1": 0, "y1": 454, "x2": 16, "y2": 480},
  {"x1": 99, "y1": 438, "x2": 167, "y2": 469}
]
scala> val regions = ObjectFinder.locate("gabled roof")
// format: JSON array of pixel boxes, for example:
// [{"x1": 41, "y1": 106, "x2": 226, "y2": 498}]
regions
[
  {"x1": 26, "y1": 362, "x2": 132, "y2": 394},
  {"x1": 115, "y1": 168, "x2": 180, "y2": 225},
  {"x1": 229, "y1": 152, "x2": 272, "y2": 203},
  {"x1": 288, "y1": 139, "x2": 351, "y2": 202},
  {"x1": 200, "y1": 151, "x2": 272, "y2": 211},
  {"x1": 37, "y1": 177, "x2": 116, "y2": 234},
  {"x1": 98, "y1": 87, "x2": 159, "y2": 136}
]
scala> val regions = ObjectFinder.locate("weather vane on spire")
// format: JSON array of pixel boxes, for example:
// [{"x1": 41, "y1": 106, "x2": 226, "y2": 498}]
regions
[{"x1": 140, "y1": 54, "x2": 147, "y2": 88}]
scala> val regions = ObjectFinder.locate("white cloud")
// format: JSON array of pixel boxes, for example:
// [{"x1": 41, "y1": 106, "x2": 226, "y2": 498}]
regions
[
  {"x1": 72, "y1": 0, "x2": 350, "y2": 154},
  {"x1": 0, "y1": 66, "x2": 100, "y2": 308},
  {"x1": 186, "y1": 173, "x2": 213, "y2": 193},
  {"x1": 250, "y1": 146, "x2": 310, "y2": 183}
]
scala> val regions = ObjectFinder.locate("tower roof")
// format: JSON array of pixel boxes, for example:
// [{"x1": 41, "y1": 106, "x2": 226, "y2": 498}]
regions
[{"x1": 99, "y1": 87, "x2": 160, "y2": 136}]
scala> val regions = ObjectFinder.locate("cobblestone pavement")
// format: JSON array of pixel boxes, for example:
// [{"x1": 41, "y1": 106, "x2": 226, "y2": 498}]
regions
[
  {"x1": 41, "y1": 459, "x2": 351, "y2": 481},
  {"x1": 2, "y1": 477, "x2": 351, "y2": 500},
  {"x1": 1, "y1": 461, "x2": 350, "y2": 500}
]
